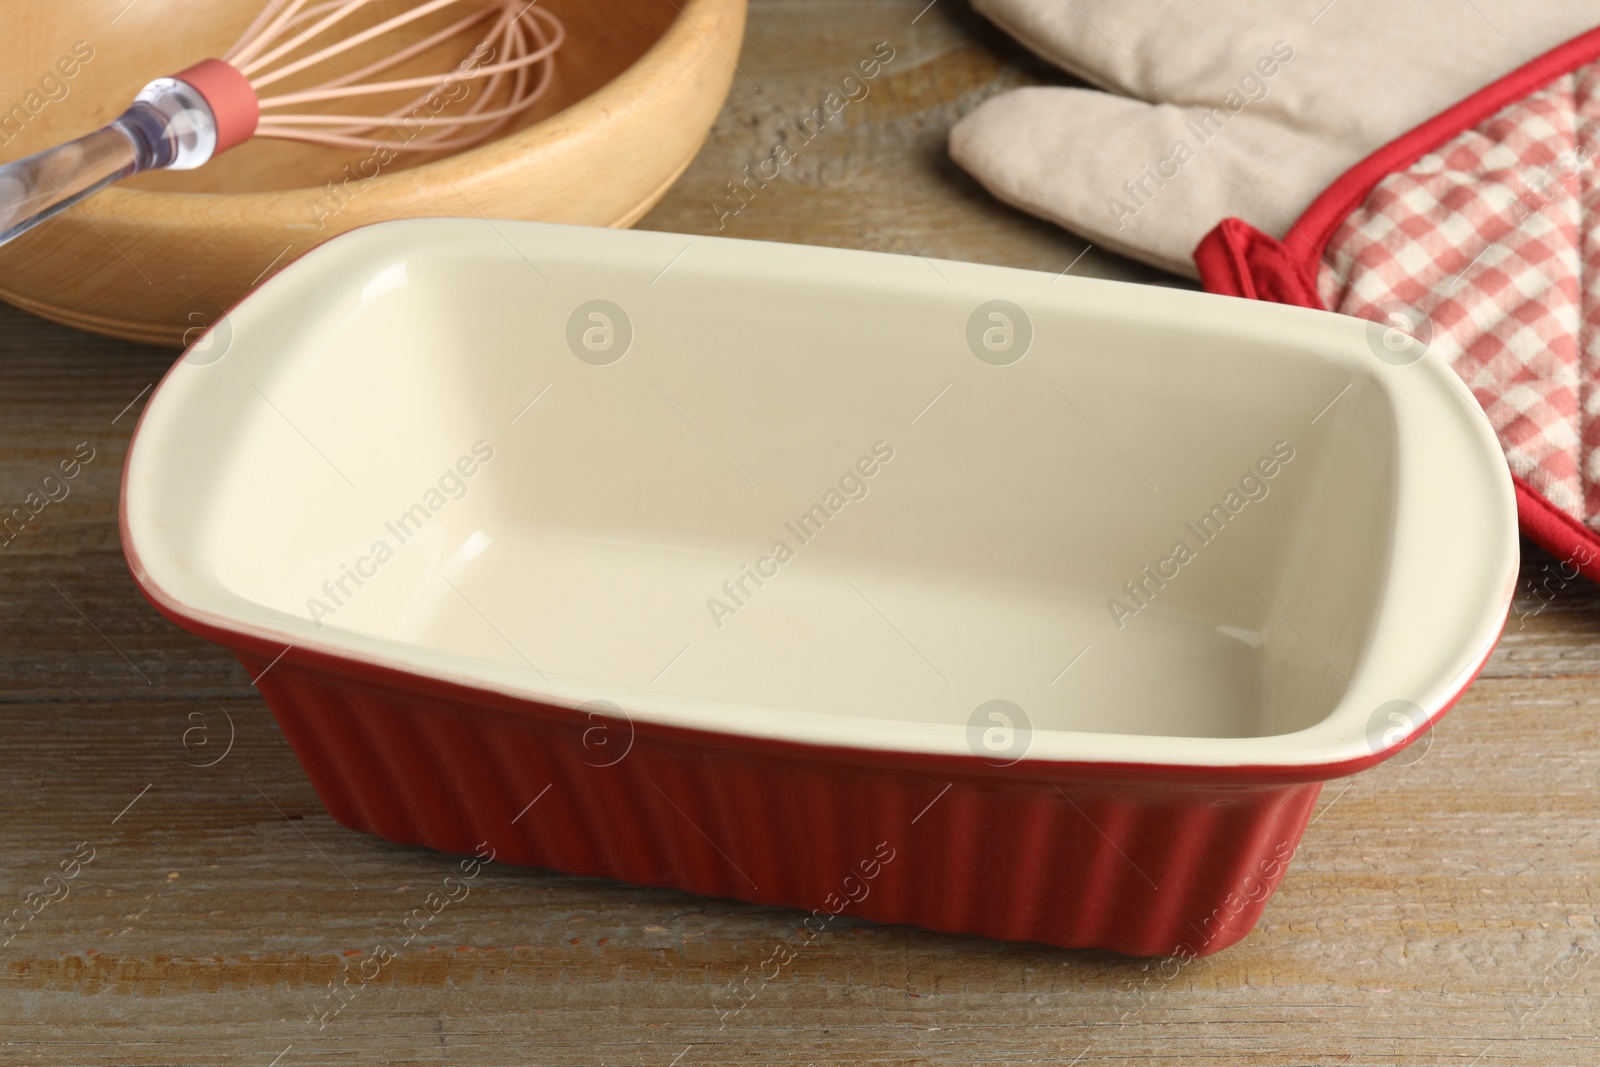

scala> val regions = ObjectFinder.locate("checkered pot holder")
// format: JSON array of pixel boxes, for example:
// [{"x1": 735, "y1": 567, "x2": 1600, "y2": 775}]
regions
[{"x1": 1195, "y1": 26, "x2": 1600, "y2": 578}]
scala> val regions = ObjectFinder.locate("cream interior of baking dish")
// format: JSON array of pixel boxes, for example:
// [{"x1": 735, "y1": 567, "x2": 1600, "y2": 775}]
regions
[{"x1": 124, "y1": 220, "x2": 1517, "y2": 766}]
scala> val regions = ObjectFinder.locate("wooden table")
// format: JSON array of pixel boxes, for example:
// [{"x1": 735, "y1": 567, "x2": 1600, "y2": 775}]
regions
[{"x1": 4, "y1": 2, "x2": 1597, "y2": 1063}]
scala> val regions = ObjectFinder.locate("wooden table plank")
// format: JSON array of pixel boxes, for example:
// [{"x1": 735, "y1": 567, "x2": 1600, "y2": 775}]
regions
[{"x1": 2, "y1": 3, "x2": 1597, "y2": 1064}]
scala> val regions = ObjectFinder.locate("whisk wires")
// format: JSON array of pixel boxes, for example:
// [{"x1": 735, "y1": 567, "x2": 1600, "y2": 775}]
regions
[{"x1": 221, "y1": 0, "x2": 564, "y2": 152}]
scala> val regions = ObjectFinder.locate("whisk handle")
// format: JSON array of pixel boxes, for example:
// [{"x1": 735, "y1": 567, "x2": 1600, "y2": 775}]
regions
[
  {"x1": 0, "y1": 61, "x2": 257, "y2": 249},
  {"x1": 0, "y1": 122, "x2": 142, "y2": 247}
]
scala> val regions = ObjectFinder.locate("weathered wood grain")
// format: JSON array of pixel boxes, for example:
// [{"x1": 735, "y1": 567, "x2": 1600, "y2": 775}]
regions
[{"x1": 2, "y1": 3, "x2": 1597, "y2": 1065}]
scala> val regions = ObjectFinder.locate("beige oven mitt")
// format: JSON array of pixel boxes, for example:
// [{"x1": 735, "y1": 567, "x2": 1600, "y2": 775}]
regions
[{"x1": 950, "y1": 0, "x2": 1598, "y2": 277}]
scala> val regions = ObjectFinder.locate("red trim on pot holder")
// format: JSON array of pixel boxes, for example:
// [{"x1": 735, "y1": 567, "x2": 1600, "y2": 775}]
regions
[
  {"x1": 1192, "y1": 218, "x2": 1323, "y2": 309},
  {"x1": 1195, "y1": 23, "x2": 1600, "y2": 577},
  {"x1": 1514, "y1": 474, "x2": 1600, "y2": 580}
]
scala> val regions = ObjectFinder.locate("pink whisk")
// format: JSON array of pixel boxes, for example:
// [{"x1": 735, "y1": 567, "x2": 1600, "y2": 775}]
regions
[{"x1": 0, "y1": 0, "x2": 564, "y2": 247}]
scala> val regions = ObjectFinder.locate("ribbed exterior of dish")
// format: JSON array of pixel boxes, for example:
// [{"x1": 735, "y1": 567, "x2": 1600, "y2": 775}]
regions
[{"x1": 248, "y1": 654, "x2": 1323, "y2": 957}]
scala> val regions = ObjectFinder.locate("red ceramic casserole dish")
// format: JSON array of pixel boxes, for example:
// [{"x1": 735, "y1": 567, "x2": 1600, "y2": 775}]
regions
[{"x1": 122, "y1": 218, "x2": 1517, "y2": 955}]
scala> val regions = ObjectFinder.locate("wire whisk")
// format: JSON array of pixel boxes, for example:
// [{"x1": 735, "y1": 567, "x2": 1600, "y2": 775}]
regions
[{"x1": 0, "y1": 0, "x2": 565, "y2": 246}]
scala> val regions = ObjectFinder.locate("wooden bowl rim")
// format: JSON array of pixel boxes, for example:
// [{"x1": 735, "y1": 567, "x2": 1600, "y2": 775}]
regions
[{"x1": 87, "y1": 0, "x2": 739, "y2": 218}]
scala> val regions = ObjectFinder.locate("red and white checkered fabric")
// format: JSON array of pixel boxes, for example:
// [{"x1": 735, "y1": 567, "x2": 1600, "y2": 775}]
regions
[{"x1": 1318, "y1": 60, "x2": 1600, "y2": 528}]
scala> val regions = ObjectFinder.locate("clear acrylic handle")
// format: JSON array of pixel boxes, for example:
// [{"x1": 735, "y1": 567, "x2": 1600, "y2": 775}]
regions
[
  {"x1": 0, "y1": 78, "x2": 221, "y2": 248},
  {"x1": 0, "y1": 126, "x2": 140, "y2": 246}
]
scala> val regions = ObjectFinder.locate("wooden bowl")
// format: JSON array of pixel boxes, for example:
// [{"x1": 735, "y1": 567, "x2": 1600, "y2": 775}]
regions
[{"x1": 0, "y1": 0, "x2": 745, "y2": 345}]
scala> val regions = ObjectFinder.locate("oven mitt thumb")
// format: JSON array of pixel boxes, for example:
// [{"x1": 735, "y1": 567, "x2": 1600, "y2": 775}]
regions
[{"x1": 949, "y1": 0, "x2": 1597, "y2": 278}]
